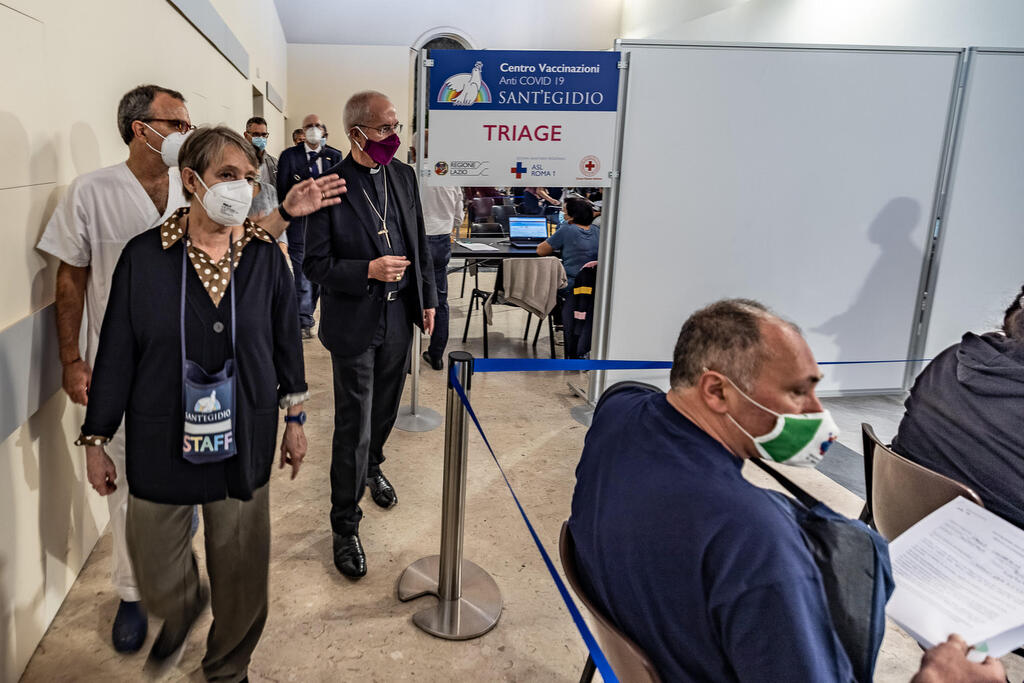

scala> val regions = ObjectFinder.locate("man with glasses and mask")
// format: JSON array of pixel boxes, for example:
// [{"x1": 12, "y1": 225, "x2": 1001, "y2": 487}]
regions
[
  {"x1": 243, "y1": 116, "x2": 279, "y2": 221},
  {"x1": 304, "y1": 91, "x2": 436, "y2": 579},
  {"x1": 36, "y1": 84, "x2": 345, "y2": 654},
  {"x1": 569, "y1": 299, "x2": 854, "y2": 682},
  {"x1": 278, "y1": 114, "x2": 342, "y2": 339}
]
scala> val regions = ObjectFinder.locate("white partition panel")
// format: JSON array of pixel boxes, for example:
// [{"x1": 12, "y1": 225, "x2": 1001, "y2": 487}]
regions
[
  {"x1": 598, "y1": 42, "x2": 961, "y2": 394},
  {"x1": 922, "y1": 49, "x2": 1024, "y2": 359}
]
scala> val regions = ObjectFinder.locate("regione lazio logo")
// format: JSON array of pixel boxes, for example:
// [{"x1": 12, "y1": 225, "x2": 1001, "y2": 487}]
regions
[
  {"x1": 434, "y1": 161, "x2": 449, "y2": 176},
  {"x1": 437, "y1": 61, "x2": 493, "y2": 106},
  {"x1": 510, "y1": 162, "x2": 527, "y2": 179},
  {"x1": 579, "y1": 155, "x2": 601, "y2": 177}
]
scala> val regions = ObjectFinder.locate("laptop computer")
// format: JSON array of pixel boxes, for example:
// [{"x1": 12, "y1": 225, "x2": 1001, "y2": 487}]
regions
[{"x1": 508, "y1": 216, "x2": 549, "y2": 248}]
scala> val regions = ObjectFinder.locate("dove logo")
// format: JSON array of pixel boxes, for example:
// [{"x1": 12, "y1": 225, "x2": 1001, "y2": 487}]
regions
[
  {"x1": 437, "y1": 61, "x2": 492, "y2": 106},
  {"x1": 194, "y1": 389, "x2": 221, "y2": 413}
]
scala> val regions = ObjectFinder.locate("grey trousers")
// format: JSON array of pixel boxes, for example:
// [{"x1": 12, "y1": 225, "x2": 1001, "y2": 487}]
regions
[{"x1": 126, "y1": 484, "x2": 270, "y2": 683}]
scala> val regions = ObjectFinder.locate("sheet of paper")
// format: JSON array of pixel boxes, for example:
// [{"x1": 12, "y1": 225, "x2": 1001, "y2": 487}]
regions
[
  {"x1": 886, "y1": 497, "x2": 1024, "y2": 658},
  {"x1": 455, "y1": 241, "x2": 500, "y2": 252}
]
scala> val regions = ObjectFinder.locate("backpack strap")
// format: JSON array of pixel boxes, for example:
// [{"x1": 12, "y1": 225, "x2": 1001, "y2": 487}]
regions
[{"x1": 751, "y1": 458, "x2": 820, "y2": 510}]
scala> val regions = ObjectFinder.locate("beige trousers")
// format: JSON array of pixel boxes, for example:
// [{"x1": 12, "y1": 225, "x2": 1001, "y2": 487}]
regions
[{"x1": 126, "y1": 484, "x2": 270, "y2": 682}]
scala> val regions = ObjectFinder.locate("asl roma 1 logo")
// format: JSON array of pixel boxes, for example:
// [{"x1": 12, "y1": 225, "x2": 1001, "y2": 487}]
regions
[{"x1": 437, "y1": 61, "x2": 493, "y2": 106}]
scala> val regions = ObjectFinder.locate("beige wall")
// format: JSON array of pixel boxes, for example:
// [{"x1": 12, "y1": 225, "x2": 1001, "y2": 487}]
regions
[
  {"x1": 621, "y1": 0, "x2": 1024, "y2": 46},
  {"x1": 287, "y1": 44, "x2": 414, "y2": 162},
  {"x1": 0, "y1": 0, "x2": 287, "y2": 679}
]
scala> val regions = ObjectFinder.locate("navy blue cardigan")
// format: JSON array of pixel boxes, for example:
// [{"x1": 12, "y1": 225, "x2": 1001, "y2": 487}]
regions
[{"x1": 82, "y1": 226, "x2": 306, "y2": 504}]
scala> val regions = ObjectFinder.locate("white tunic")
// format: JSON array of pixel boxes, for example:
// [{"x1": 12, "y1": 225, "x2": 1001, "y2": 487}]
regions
[
  {"x1": 419, "y1": 184, "x2": 464, "y2": 236},
  {"x1": 37, "y1": 162, "x2": 187, "y2": 365}
]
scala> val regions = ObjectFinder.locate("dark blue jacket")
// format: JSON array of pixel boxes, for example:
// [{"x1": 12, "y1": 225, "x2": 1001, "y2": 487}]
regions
[
  {"x1": 276, "y1": 143, "x2": 342, "y2": 205},
  {"x1": 83, "y1": 227, "x2": 305, "y2": 504},
  {"x1": 303, "y1": 155, "x2": 437, "y2": 357},
  {"x1": 893, "y1": 331, "x2": 1024, "y2": 529}
]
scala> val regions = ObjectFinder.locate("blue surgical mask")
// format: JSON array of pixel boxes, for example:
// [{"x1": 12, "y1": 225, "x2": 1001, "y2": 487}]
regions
[{"x1": 251, "y1": 136, "x2": 267, "y2": 151}]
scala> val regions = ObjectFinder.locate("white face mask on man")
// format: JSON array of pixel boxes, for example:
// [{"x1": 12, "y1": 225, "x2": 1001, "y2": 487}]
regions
[
  {"x1": 190, "y1": 172, "x2": 253, "y2": 226},
  {"x1": 304, "y1": 126, "x2": 324, "y2": 146},
  {"x1": 142, "y1": 122, "x2": 191, "y2": 167}
]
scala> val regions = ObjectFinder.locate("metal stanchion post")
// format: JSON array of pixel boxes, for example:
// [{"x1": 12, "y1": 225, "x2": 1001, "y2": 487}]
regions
[
  {"x1": 395, "y1": 326, "x2": 442, "y2": 432},
  {"x1": 397, "y1": 351, "x2": 502, "y2": 639}
]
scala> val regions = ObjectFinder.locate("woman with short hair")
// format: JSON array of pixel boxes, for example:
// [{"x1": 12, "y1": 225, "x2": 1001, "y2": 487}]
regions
[{"x1": 78, "y1": 125, "x2": 308, "y2": 680}]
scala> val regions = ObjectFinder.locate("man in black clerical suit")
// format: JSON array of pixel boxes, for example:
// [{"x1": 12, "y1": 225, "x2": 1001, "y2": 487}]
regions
[
  {"x1": 278, "y1": 113, "x2": 342, "y2": 338},
  {"x1": 304, "y1": 91, "x2": 436, "y2": 579}
]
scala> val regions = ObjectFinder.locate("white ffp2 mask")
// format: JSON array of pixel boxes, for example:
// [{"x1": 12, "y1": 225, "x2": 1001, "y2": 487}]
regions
[
  {"x1": 193, "y1": 174, "x2": 252, "y2": 226},
  {"x1": 143, "y1": 122, "x2": 191, "y2": 167}
]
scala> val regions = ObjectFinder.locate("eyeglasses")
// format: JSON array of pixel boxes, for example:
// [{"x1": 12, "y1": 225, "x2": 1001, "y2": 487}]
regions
[
  {"x1": 356, "y1": 122, "x2": 403, "y2": 137},
  {"x1": 305, "y1": 123, "x2": 326, "y2": 131},
  {"x1": 247, "y1": 132, "x2": 269, "y2": 139},
  {"x1": 141, "y1": 118, "x2": 196, "y2": 134}
]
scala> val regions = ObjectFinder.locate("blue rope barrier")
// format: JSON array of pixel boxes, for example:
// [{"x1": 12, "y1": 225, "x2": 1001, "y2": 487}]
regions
[
  {"x1": 471, "y1": 358, "x2": 931, "y2": 373},
  {"x1": 448, "y1": 365, "x2": 620, "y2": 683}
]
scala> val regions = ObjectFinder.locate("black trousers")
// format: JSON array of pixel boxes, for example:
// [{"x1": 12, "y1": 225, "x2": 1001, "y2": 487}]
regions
[
  {"x1": 328, "y1": 294, "x2": 413, "y2": 535},
  {"x1": 425, "y1": 235, "x2": 451, "y2": 362}
]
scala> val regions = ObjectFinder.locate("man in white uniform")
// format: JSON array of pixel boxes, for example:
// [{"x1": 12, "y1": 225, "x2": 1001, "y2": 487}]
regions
[
  {"x1": 37, "y1": 84, "x2": 190, "y2": 652},
  {"x1": 37, "y1": 84, "x2": 345, "y2": 653}
]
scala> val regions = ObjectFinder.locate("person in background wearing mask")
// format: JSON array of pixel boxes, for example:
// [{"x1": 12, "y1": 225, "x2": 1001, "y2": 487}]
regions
[
  {"x1": 570, "y1": 299, "x2": 853, "y2": 682},
  {"x1": 277, "y1": 114, "x2": 343, "y2": 339},
  {"x1": 304, "y1": 91, "x2": 437, "y2": 579},
  {"x1": 292, "y1": 128, "x2": 305, "y2": 146},
  {"x1": 36, "y1": 85, "x2": 344, "y2": 655},
  {"x1": 78, "y1": 126, "x2": 308, "y2": 679},
  {"x1": 244, "y1": 116, "x2": 279, "y2": 220}
]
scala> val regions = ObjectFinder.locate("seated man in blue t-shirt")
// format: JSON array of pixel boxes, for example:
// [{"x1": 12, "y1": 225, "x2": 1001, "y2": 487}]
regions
[
  {"x1": 569, "y1": 298, "x2": 855, "y2": 682},
  {"x1": 537, "y1": 196, "x2": 599, "y2": 290}
]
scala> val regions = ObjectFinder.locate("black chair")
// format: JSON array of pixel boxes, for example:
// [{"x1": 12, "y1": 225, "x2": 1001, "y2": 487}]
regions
[
  {"x1": 521, "y1": 310, "x2": 557, "y2": 359},
  {"x1": 491, "y1": 204, "x2": 517, "y2": 233},
  {"x1": 470, "y1": 197, "x2": 495, "y2": 223},
  {"x1": 559, "y1": 523, "x2": 662, "y2": 683}
]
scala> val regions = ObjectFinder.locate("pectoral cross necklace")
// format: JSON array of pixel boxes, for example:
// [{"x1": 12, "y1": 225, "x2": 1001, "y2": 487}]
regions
[{"x1": 361, "y1": 168, "x2": 391, "y2": 249}]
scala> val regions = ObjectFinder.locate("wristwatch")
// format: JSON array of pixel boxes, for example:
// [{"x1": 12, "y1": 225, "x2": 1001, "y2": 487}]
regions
[{"x1": 284, "y1": 411, "x2": 307, "y2": 425}]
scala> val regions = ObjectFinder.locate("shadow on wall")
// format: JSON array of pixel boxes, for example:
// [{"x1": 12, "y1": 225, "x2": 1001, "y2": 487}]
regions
[
  {"x1": 21, "y1": 395, "x2": 99, "y2": 602},
  {"x1": 0, "y1": 111, "x2": 63, "y2": 320},
  {"x1": 812, "y1": 197, "x2": 924, "y2": 360},
  {"x1": 29, "y1": 121, "x2": 102, "y2": 315},
  {"x1": 0, "y1": 112, "x2": 101, "y2": 679}
]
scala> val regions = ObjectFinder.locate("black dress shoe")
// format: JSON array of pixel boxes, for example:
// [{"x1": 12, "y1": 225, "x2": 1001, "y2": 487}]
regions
[
  {"x1": 333, "y1": 533, "x2": 367, "y2": 578},
  {"x1": 422, "y1": 351, "x2": 443, "y2": 371},
  {"x1": 367, "y1": 472, "x2": 398, "y2": 508}
]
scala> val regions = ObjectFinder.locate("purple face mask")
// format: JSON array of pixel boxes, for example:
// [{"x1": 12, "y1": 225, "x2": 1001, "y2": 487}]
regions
[{"x1": 357, "y1": 130, "x2": 401, "y2": 165}]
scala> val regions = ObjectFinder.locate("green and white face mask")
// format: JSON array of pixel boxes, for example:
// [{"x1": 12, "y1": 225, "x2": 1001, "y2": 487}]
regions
[{"x1": 722, "y1": 375, "x2": 839, "y2": 467}]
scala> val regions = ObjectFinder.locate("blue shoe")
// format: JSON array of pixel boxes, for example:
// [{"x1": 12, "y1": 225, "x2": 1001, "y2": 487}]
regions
[{"x1": 112, "y1": 600, "x2": 147, "y2": 653}]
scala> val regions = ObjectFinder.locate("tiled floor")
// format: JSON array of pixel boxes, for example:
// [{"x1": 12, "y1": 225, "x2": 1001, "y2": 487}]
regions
[{"x1": 19, "y1": 269, "x2": 1024, "y2": 681}]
